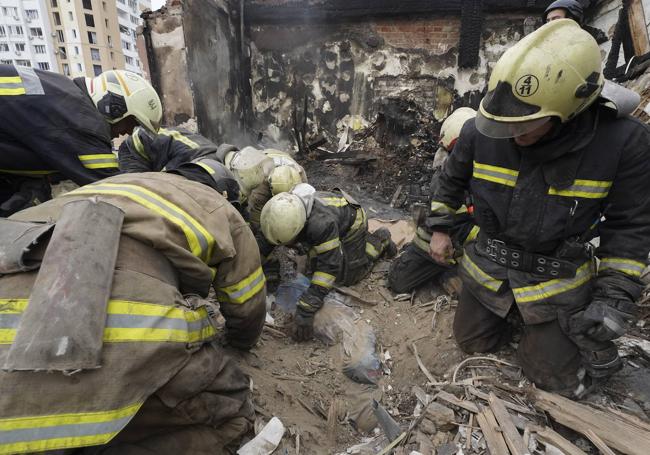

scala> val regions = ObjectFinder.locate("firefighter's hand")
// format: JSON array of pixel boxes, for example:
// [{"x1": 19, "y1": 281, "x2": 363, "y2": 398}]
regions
[
  {"x1": 292, "y1": 308, "x2": 314, "y2": 342},
  {"x1": 429, "y1": 231, "x2": 454, "y2": 265}
]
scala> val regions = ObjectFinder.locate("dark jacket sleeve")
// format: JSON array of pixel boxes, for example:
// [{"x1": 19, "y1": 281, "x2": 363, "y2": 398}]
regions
[
  {"x1": 299, "y1": 216, "x2": 342, "y2": 313},
  {"x1": 118, "y1": 130, "x2": 153, "y2": 173},
  {"x1": 425, "y1": 121, "x2": 475, "y2": 233},
  {"x1": 593, "y1": 119, "x2": 650, "y2": 308}
]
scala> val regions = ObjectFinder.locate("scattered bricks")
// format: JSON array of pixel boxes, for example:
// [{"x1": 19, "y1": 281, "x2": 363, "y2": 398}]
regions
[{"x1": 425, "y1": 402, "x2": 456, "y2": 431}]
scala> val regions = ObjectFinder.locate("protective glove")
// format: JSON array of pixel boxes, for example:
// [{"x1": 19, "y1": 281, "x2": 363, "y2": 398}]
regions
[
  {"x1": 292, "y1": 307, "x2": 315, "y2": 342},
  {"x1": 568, "y1": 299, "x2": 636, "y2": 342}
]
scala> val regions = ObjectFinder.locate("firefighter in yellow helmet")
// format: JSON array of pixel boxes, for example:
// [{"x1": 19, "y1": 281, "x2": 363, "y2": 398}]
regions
[
  {"x1": 260, "y1": 184, "x2": 396, "y2": 341},
  {"x1": 428, "y1": 20, "x2": 650, "y2": 396},
  {"x1": 388, "y1": 107, "x2": 478, "y2": 293},
  {"x1": 0, "y1": 65, "x2": 161, "y2": 215}
]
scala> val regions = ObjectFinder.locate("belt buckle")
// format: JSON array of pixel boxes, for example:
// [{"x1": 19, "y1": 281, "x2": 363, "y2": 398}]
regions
[{"x1": 486, "y1": 238, "x2": 505, "y2": 259}]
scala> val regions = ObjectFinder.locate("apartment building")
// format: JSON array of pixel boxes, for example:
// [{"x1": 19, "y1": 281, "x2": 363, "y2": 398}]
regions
[{"x1": 0, "y1": 0, "x2": 58, "y2": 70}]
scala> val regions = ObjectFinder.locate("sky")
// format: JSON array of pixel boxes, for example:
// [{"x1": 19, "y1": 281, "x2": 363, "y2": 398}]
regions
[{"x1": 151, "y1": 0, "x2": 165, "y2": 9}]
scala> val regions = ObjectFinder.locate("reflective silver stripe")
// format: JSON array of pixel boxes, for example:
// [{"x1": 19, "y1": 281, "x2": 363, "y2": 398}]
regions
[
  {"x1": 0, "y1": 415, "x2": 132, "y2": 445},
  {"x1": 221, "y1": 272, "x2": 265, "y2": 302},
  {"x1": 80, "y1": 158, "x2": 119, "y2": 166},
  {"x1": 0, "y1": 82, "x2": 22, "y2": 90},
  {"x1": 599, "y1": 258, "x2": 645, "y2": 277},
  {"x1": 513, "y1": 262, "x2": 593, "y2": 303},
  {"x1": 473, "y1": 167, "x2": 517, "y2": 184},
  {"x1": 0, "y1": 314, "x2": 19, "y2": 329},
  {"x1": 15, "y1": 66, "x2": 44, "y2": 95},
  {"x1": 105, "y1": 314, "x2": 209, "y2": 333},
  {"x1": 460, "y1": 255, "x2": 502, "y2": 292}
]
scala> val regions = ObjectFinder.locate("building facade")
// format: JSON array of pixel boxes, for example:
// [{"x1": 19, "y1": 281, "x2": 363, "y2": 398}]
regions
[
  {"x1": 0, "y1": 0, "x2": 58, "y2": 70},
  {"x1": 0, "y1": 0, "x2": 150, "y2": 77}
]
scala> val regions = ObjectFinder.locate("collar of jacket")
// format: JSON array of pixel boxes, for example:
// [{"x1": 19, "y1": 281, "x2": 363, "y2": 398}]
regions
[{"x1": 514, "y1": 107, "x2": 599, "y2": 190}]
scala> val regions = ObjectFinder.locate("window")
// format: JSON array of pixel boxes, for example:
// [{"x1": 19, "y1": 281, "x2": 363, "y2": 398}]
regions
[
  {"x1": 125, "y1": 55, "x2": 133, "y2": 65},
  {"x1": 103, "y1": 1, "x2": 107, "y2": 11},
  {"x1": 87, "y1": 31, "x2": 97, "y2": 44},
  {"x1": 25, "y1": 10, "x2": 39, "y2": 20},
  {"x1": 130, "y1": 15, "x2": 138, "y2": 25},
  {"x1": 56, "y1": 30, "x2": 64, "y2": 42},
  {"x1": 105, "y1": 19, "x2": 109, "y2": 28},
  {"x1": 110, "y1": 51, "x2": 114, "y2": 60},
  {"x1": 37, "y1": 62, "x2": 50, "y2": 70},
  {"x1": 0, "y1": 43, "x2": 8, "y2": 52},
  {"x1": 117, "y1": 10, "x2": 127, "y2": 20},
  {"x1": 63, "y1": 63, "x2": 70, "y2": 76},
  {"x1": 1, "y1": 59, "x2": 12, "y2": 65},
  {"x1": 0, "y1": 26, "x2": 5, "y2": 38},
  {"x1": 117, "y1": 0, "x2": 125, "y2": 4},
  {"x1": 13, "y1": 26, "x2": 24, "y2": 36},
  {"x1": 68, "y1": 12, "x2": 73, "y2": 21},
  {"x1": 2, "y1": 7, "x2": 18, "y2": 17},
  {"x1": 15, "y1": 60, "x2": 31, "y2": 67},
  {"x1": 72, "y1": 29, "x2": 77, "y2": 39},
  {"x1": 91, "y1": 48, "x2": 100, "y2": 61},
  {"x1": 93, "y1": 64, "x2": 102, "y2": 76},
  {"x1": 107, "y1": 35, "x2": 112, "y2": 47},
  {"x1": 128, "y1": 0, "x2": 137, "y2": 9},
  {"x1": 54, "y1": 12, "x2": 61, "y2": 26},
  {"x1": 75, "y1": 46, "x2": 79, "y2": 55},
  {"x1": 119, "y1": 25, "x2": 130, "y2": 35},
  {"x1": 121, "y1": 40, "x2": 130, "y2": 51},
  {"x1": 30, "y1": 28, "x2": 43, "y2": 38},
  {"x1": 58, "y1": 46, "x2": 67, "y2": 59},
  {"x1": 77, "y1": 63, "x2": 82, "y2": 72},
  {"x1": 14, "y1": 43, "x2": 25, "y2": 52},
  {"x1": 51, "y1": 0, "x2": 58, "y2": 7},
  {"x1": 34, "y1": 45, "x2": 46, "y2": 54},
  {"x1": 85, "y1": 14, "x2": 95, "y2": 27},
  {"x1": 83, "y1": 0, "x2": 93, "y2": 10}
]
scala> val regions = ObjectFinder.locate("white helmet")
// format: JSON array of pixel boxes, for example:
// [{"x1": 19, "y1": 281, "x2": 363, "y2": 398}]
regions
[
  {"x1": 260, "y1": 192, "x2": 307, "y2": 245},
  {"x1": 439, "y1": 107, "x2": 477, "y2": 150},
  {"x1": 269, "y1": 165, "x2": 303, "y2": 195},
  {"x1": 227, "y1": 147, "x2": 274, "y2": 196},
  {"x1": 86, "y1": 70, "x2": 162, "y2": 134}
]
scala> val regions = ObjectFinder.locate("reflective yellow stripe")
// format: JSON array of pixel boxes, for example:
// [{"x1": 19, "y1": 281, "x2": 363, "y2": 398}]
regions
[
  {"x1": 0, "y1": 87, "x2": 26, "y2": 95},
  {"x1": 69, "y1": 183, "x2": 215, "y2": 263},
  {"x1": 131, "y1": 129, "x2": 150, "y2": 162},
  {"x1": 430, "y1": 201, "x2": 455, "y2": 214},
  {"x1": 0, "y1": 402, "x2": 143, "y2": 454},
  {"x1": 0, "y1": 76, "x2": 22, "y2": 84},
  {"x1": 460, "y1": 254, "x2": 503, "y2": 292},
  {"x1": 473, "y1": 161, "x2": 518, "y2": 187},
  {"x1": 312, "y1": 271, "x2": 336, "y2": 289},
  {"x1": 217, "y1": 266, "x2": 266, "y2": 304},
  {"x1": 312, "y1": 237, "x2": 341, "y2": 254},
  {"x1": 0, "y1": 299, "x2": 216, "y2": 345},
  {"x1": 196, "y1": 162, "x2": 215, "y2": 174},
  {"x1": 366, "y1": 242, "x2": 380, "y2": 258},
  {"x1": 0, "y1": 169, "x2": 56, "y2": 175},
  {"x1": 599, "y1": 257, "x2": 645, "y2": 277},
  {"x1": 321, "y1": 197, "x2": 348, "y2": 207},
  {"x1": 549, "y1": 179, "x2": 612, "y2": 199},
  {"x1": 456, "y1": 205, "x2": 468, "y2": 214},
  {"x1": 512, "y1": 262, "x2": 593, "y2": 303},
  {"x1": 464, "y1": 225, "x2": 480, "y2": 245},
  {"x1": 159, "y1": 128, "x2": 199, "y2": 149},
  {"x1": 79, "y1": 154, "x2": 119, "y2": 170},
  {"x1": 349, "y1": 208, "x2": 367, "y2": 233}
]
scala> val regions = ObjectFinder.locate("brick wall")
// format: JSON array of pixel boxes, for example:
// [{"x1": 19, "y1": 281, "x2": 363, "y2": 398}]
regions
[{"x1": 372, "y1": 17, "x2": 462, "y2": 54}]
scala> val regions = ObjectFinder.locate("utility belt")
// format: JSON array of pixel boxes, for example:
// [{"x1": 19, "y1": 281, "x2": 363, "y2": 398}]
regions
[{"x1": 478, "y1": 235, "x2": 590, "y2": 279}]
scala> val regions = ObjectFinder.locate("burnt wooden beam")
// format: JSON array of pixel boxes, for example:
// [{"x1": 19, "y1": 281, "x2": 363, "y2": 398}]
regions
[{"x1": 244, "y1": 0, "x2": 554, "y2": 25}]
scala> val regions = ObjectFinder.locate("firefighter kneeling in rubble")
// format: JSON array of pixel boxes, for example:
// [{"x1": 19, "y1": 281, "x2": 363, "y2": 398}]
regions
[
  {"x1": 0, "y1": 166, "x2": 265, "y2": 453},
  {"x1": 428, "y1": 20, "x2": 650, "y2": 396},
  {"x1": 260, "y1": 184, "x2": 397, "y2": 341}
]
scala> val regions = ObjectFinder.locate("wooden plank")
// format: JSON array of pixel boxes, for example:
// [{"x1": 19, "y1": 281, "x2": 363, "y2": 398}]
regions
[
  {"x1": 467, "y1": 386, "x2": 535, "y2": 415},
  {"x1": 628, "y1": 0, "x2": 650, "y2": 56},
  {"x1": 584, "y1": 429, "x2": 616, "y2": 455},
  {"x1": 476, "y1": 406, "x2": 511, "y2": 455},
  {"x1": 532, "y1": 388, "x2": 650, "y2": 455},
  {"x1": 528, "y1": 424, "x2": 587, "y2": 455},
  {"x1": 436, "y1": 390, "x2": 479, "y2": 413},
  {"x1": 488, "y1": 393, "x2": 529, "y2": 455}
]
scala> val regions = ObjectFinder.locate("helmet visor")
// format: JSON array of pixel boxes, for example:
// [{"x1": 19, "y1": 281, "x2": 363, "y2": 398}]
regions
[{"x1": 475, "y1": 111, "x2": 552, "y2": 139}]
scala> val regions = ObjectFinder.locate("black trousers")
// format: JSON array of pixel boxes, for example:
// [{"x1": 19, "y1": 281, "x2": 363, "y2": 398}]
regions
[
  {"x1": 387, "y1": 243, "x2": 451, "y2": 293},
  {"x1": 453, "y1": 286, "x2": 582, "y2": 392}
]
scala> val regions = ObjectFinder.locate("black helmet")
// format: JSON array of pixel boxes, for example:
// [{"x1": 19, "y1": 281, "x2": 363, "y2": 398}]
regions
[{"x1": 543, "y1": 0, "x2": 584, "y2": 25}]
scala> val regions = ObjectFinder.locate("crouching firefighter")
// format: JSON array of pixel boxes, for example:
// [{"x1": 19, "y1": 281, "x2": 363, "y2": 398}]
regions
[
  {"x1": 260, "y1": 184, "x2": 396, "y2": 341},
  {"x1": 428, "y1": 20, "x2": 650, "y2": 396},
  {"x1": 388, "y1": 107, "x2": 478, "y2": 294},
  {"x1": 0, "y1": 171, "x2": 267, "y2": 453}
]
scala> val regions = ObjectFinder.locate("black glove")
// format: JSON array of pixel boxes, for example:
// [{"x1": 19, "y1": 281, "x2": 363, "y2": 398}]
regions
[
  {"x1": 569, "y1": 299, "x2": 636, "y2": 342},
  {"x1": 293, "y1": 307, "x2": 315, "y2": 342}
]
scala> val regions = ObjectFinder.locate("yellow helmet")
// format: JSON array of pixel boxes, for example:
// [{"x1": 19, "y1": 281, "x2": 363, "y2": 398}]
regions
[
  {"x1": 227, "y1": 147, "x2": 275, "y2": 196},
  {"x1": 439, "y1": 107, "x2": 477, "y2": 150},
  {"x1": 260, "y1": 193, "x2": 307, "y2": 245},
  {"x1": 268, "y1": 165, "x2": 302, "y2": 195},
  {"x1": 476, "y1": 19, "x2": 603, "y2": 138},
  {"x1": 87, "y1": 70, "x2": 162, "y2": 134}
]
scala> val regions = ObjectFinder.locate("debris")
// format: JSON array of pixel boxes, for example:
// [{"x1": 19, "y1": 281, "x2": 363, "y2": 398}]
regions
[
  {"x1": 327, "y1": 398, "x2": 342, "y2": 444},
  {"x1": 390, "y1": 185, "x2": 404, "y2": 208},
  {"x1": 527, "y1": 424, "x2": 587, "y2": 455},
  {"x1": 394, "y1": 293, "x2": 411, "y2": 302},
  {"x1": 378, "y1": 287, "x2": 393, "y2": 304},
  {"x1": 335, "y1": 285, "x2": 380, "y2": 306},
  {"x1": 584, "y1": 429, "x2": 616, "y2": 455},
  {"x1": 237, "y1": 416, "x2": 285, "y2": 455},
  {"x1": 452, "y1": 355, "x2": 519, "y2": 383},
  {"x1": 475, "y1": 406, "x2": 510, "y2": 455},
  {"x1": 425, "y1": 402, "x2": 456, "y2": 432},
  {"x1": 531, "y1": 388, "x2": 650, "y2": 455},
  {"x1": 417, "y1": 418, "x2": 437, "y2": 436},
  {"x1": 410, "y1": 343, "x2": 438, "y2": 385},
  {"x1": 487, "y1": 392, "x2": 529, "y2": 455},
  {"x1": 436, "y1": 391, "x2": 479, "y2": 414},
  {"x1": 377, "y1": 432, "x2": 407, "y2": 455},
  {"x1": 372, "y1": 399, "x2": 402, "y2": 442}
]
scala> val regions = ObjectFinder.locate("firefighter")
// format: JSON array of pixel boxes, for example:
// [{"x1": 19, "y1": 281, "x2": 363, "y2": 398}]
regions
[
  {"x1": 388, "y1": 108, "x2": 478, "y2": 294},
  {"x1": 0, "y1": 171, "x2": 266, "y2": 453},
  {"x1": 118, "y1": 126, "x2": 220, "y2": 173},
  {"x1": 0, "y1": 65, "x2": 161, "y2": 215},
  {"x1": 544, "y1": 0, "x2": 584, "y2": 24},
  {"x1": 260, "y1": 183, "x2": 396, "y2": 341},
  {"x1": 428, "y1": 20, "x2": 650, "y2": 395}
]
